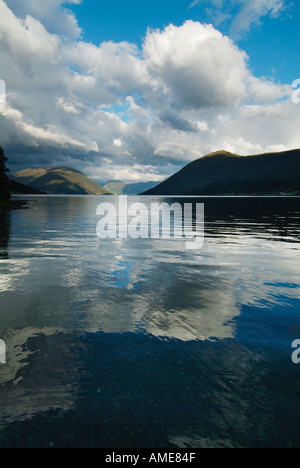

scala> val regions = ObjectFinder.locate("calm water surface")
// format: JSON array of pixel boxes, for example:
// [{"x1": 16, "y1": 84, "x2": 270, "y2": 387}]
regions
[{"x1": 0, "y1": 195, "x2": 300, "y2": 448}]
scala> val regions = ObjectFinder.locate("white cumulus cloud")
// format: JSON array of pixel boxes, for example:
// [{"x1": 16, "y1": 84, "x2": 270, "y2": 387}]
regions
[{"x1": 0, "y1": 0, "x2": 297, "y2": 182}]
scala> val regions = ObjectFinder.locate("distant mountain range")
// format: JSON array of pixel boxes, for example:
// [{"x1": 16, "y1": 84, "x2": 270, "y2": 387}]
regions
[
  {"x1": 103, "y1": 180, "x2": 159, "y2": 195},
  {"x1": 10, "y1": 168, "x2": 158, "y2": 196},
  {"x1": 10, "y1": 149, "x2": 300, "y2": 197},
  {"x1": 11, "y1": 167, "x2": 110, "y2": 195},
  {"x1": 143, "y1": 149, "x2": 300, "y2": 196}
]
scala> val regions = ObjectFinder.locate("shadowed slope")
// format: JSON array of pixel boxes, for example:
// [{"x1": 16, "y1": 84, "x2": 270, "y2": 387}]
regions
[{"x1": 143, "y1": 150, "x2": 300, "y2": 196}]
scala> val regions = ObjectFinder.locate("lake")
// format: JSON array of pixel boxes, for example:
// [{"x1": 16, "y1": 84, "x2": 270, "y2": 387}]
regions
[{"x1": 0, "y1": 195, "x2": 300, "y2": 448}]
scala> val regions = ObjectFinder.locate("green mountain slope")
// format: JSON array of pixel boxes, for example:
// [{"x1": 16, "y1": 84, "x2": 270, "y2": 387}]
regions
[
  {"x1": 12, "y1": 167, "x2": 110, "y2": 195},
  {"x1": 143, "y1": 150, "x2": 300, "y2": 196}
]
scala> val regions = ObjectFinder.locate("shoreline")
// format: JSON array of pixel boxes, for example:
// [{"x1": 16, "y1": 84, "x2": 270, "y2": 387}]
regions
[{"x1": 0, "y1": 199, "x2": 30, "y2": 211}]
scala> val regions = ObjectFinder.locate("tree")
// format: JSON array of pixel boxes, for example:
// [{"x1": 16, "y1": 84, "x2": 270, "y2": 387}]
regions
[{"x1": 0, "y1": 146, "x2": 11, "y2": 201}]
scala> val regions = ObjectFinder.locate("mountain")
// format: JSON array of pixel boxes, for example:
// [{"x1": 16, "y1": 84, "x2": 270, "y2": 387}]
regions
[
  {"x1": 126, "y1": 181, "x2": 160, "y2": 195},
  {"x1": 11, "y1": 167, "x2": 110, "y2": 195},
  {"x1": 9, "y1": 179, "x2": 45, "y2": 194},
  {"x1": 143, "y1": 150, "x2": 300, "y2": 196},
  {"x1": 103, "y1": 181, "x2": 127, "y2": 195},
  {"x1": 103, "y1": 180, "x2": 159, "y2": 195}
]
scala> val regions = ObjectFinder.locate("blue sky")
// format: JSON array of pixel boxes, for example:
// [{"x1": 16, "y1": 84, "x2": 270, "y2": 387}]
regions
[{"x1": 0, "y1": 0, "x2": 300, "y2": 182}]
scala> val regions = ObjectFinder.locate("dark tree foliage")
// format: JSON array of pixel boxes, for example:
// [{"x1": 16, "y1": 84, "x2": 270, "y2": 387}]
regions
[{"x1": 0, "y1": 146, "x2": 11, "y2": 201}]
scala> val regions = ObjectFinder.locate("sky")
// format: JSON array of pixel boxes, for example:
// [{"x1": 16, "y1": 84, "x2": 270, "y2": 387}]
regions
[{"x1": 0, "y1": 0, "x2": 299, "y2": 183}]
